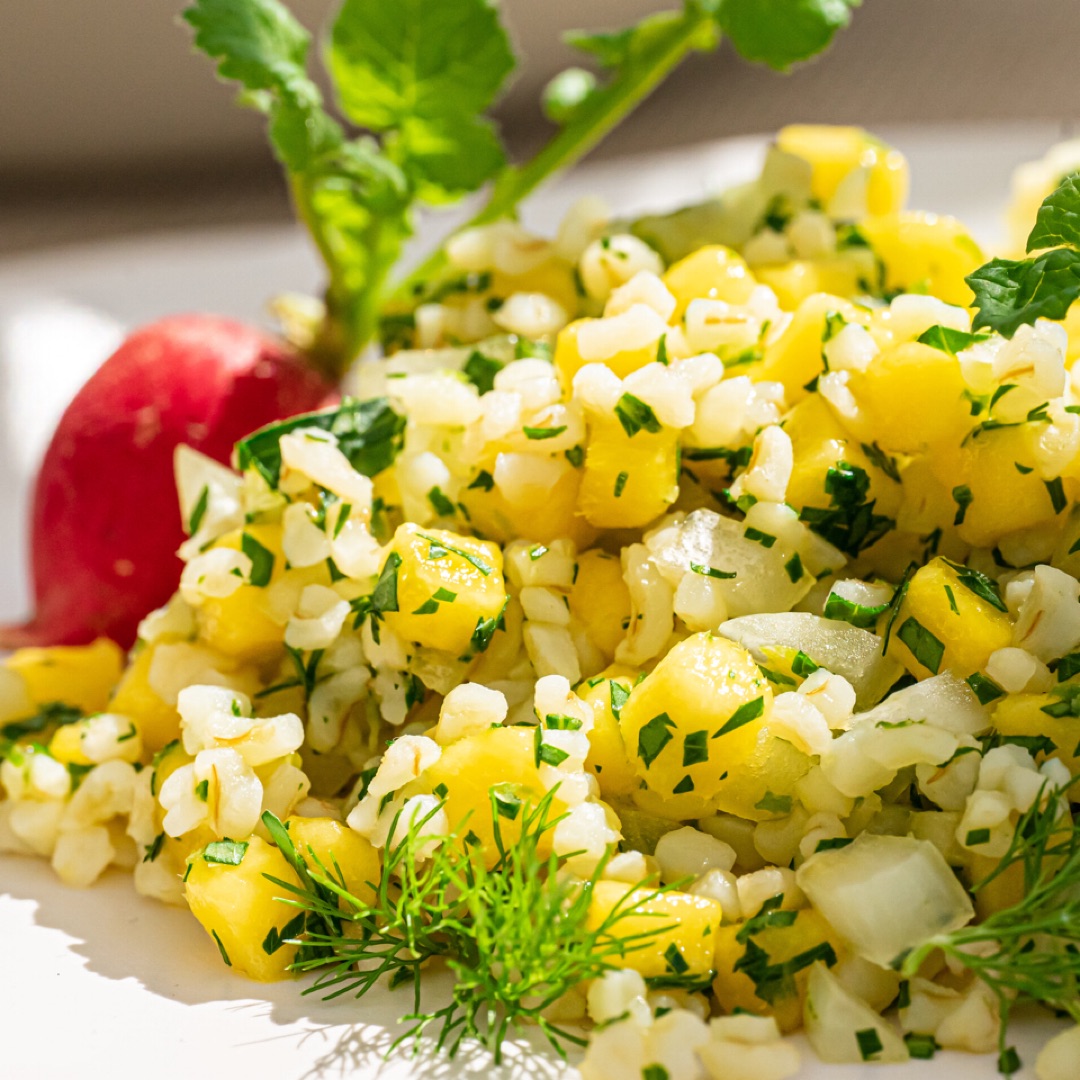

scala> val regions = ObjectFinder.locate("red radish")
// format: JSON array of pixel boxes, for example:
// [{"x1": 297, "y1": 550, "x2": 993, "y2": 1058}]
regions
[{"x1": 0, "y1": 315, "x2": 338, "y2": 650}]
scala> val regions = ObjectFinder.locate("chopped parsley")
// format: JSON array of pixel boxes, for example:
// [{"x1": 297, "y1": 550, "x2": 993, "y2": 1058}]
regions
[
  {"x1": 897, "y1": 616, "x2": 945, "y2": 674},
  {"x1": 614, "y1": 393, "x2": 662, "y2": 437},
  {"x1": 637, "y1": 712, "x2": 676, "y2": 767},
  {"x1": 690, "y1": 562, "x2": 736, "y2": 579},
  {"x1": 427, "y1": 486, "x2": 456, "y2": 517},
  {"x1": 187, "y1": 484, "x2": 210, "y2": 535},
  {"x1": 241, "y1": 531, "x2": 275, "y2": 587},
  {"x1": 203, "y1": 839, "x2": 249, "y2": 865},
  {"x1": 522, "y1": 425, "x2": 568, "y2": 441},
  {"x1": 714, "y1": 696, "x2": 764, "y2": 738},
  {"x1": 682, "y1": 730, "x2": 709, "y2": 767}
]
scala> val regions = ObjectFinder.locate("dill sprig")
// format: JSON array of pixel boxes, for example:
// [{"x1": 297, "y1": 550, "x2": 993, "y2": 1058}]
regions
[
  {"x1": 262, "y1": 791, "x2": 670, "y2": 1062},
  {"x1": 899, "y1": 778, "x2": 1080, "y2": 1072}
]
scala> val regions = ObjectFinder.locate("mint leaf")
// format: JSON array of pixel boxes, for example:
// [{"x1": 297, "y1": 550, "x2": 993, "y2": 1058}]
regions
[
  {"x1": 968, "y1": 248, "x2": 1080, "y2": 337},
  {"x1": 329, "y1": 0, "x2": 514, "y2": 200},
  {"x1": 716, "y1": 0, "x2": 861, "y2": 72},
  {"x1": 1027, "y1": 173, "x2": 1080, "y2": 252}
]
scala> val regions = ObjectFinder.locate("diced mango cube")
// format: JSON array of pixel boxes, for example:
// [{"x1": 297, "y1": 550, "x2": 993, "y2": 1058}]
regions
[
  {"x1": 184, "y1": 835, "x2": 302, "y2": 981},
  {"x1": 712, "y1": 906, "x2": 841, "y2": 1032},
  {"x1": 932, "y1": 426, "x2": 1064, "y2": 549},
  {"x1": 383, "y1": 524, "x2": 507, "y2": 656},
  {"x1": 580, "y1": 668, "x2": 639, "y2": 799},
  {"x1": 107, "y1": 646, "x2": 181, "y2": 753},
  {"x1": 662, "y1": 245, "x2": 759, "y2": 320},
  {"x1": 5, "y1": 638, "x2": 124, "y2": 714},
  {"x1": 848, "y1": 341, "x2": 969, "y2": 454},
  {"x1": 423, "y1": 726, "x2": 550, "y2": 860},
  {"x1": 755, "y1": 258, "x2": 867, "y2": 310},
  {"x1": 619, "y1": 633, "x2": 773, "y2": 805},
  {"x1": 569, "y1": 550, "x2": 632, "y2": 661},
  {"x1": 992, "y1": 690, "x2": 1080, "y2": 777},
  {"x1": 578, "y1": 419, "x2": 680, "y2": 529},
  {"x1": 888, "y1": 557, "x2": 1013, "y2": 679},
  {"x1": 553, "y1": 319, "x2": 659, "y2": 390},
  {"x1": 460, "y1": 465, "x2": 597, "y2": 550},
  {"x1": 285, "y1": 816, "x2": 381, "y2": 907},
  {"x1": 859, "y1": 212, "x2": 983, "y2": 307},
  {"x1": 776, "y1": 125, "x2": 909, "y2": 217},
  {"x1": 757, "y1": 294, "x2": 866, "y2": 404},
  {"x1": 587, "y1": 881, "x2": 722, "y2": 978}
]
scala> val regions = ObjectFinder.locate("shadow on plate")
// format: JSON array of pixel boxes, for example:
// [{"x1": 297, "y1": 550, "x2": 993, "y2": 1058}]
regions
[{"x1": 1, "y1": 852, "x2": 572, "y2": 1079}]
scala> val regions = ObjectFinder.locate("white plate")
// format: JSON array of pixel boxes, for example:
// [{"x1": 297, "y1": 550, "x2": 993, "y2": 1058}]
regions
[{"x1": 0, "y1": 125, "x2": 1072, "y2": 1079}]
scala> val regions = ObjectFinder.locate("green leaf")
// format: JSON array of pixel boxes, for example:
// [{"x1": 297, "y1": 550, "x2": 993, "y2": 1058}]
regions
[
  {"x1": 236, "y1": 397, "x2": 406, "y2": 489},
  {"x1": 241, "y1": 532, "x2": 275, "y2": 587},
  {"x1": 941, "y1": 559, "x2": 1007, "y2": 612},
  {"x1": 1027, "y1": 173, "x2": 1080, "y2": 252},
  {"x1": 1, "y1": 702, "x2": 83, "y2": 744},
  {"x1": 916, "y1": 324, "x2": 988, "y2": 358},
  {"x1": 968, "y1": 248, "x2": 1080, "y2": 337},
  {"x1": 897, "y1": 616, "x2": 945, "y2": 674},
  {"x1": 614, "y1": 392, "x2": 662, "y2": 437},
  {"x1": 609, "y1": 680, "x2": 631, "y2": 720},
  {"x1": 463, "y1": 351, "x2": 503, "y2": 395},
  {"x1": 823, "y1": 590, "x2": 889, "y2": 629},
  {"x1": 329, "y1": 0, "x2": 514, "y2": 198},
  {"x1": 716, "y1": 0, "x2": 860, "y2": 73},
  {"x1": 714, "y1": 696, "x2": 765, "y2": 738},
  {"x1": 203, "y1": 838, "x2": 249, "y2": 865},
  {"x1": 397, "y1": 113, "x2": 507, "y2": 202},
  {"x1": 637, "y1": 712, "x2": 677, "y2": 767},
  {"x1": 184, "y1": 0, "x2": 340, "y2": 171}
]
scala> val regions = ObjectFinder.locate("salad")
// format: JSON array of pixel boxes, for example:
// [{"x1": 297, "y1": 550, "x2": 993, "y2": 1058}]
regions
[{"x1": 4, "y1": 2, "x2": 1080, "y2": 1080}]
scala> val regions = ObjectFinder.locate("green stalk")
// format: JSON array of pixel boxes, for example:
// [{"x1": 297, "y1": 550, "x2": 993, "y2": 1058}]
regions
[
  {"x1": 390, "y1": 9, "x2": 719, "y2": 307},
  {"x1": 289, "y1": 175, "x2": 354, "y2": 380}
]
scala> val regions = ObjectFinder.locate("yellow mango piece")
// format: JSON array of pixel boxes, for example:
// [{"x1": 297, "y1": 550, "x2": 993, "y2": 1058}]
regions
[
  {"x1": 776, "y1": 125, "x2": 909, "y2": 217},
  {"x1": 757, "y1": 293, "x2": 866, "y2": 404},
  {"x1": 467, "y1": 596, "x2": 525, "y2": 685},
  {"x1": 196, "y1": 525, "x2": 292, "y2": 662},
  {"x1": 992, "y1": 691, "x2": 1080, "y2": 777},
  {"x1": 619, "y1": 633, "x2": 772, "y2": 805},
  {"x1": 578, "y1": 419, "x2": 680, "y2": 529},
  {"x1": 587, "y1": 881, "x2": 722, "y2": 979},
  {"x1": 662, "y1": 245, "x2": 759, "y2": 320},
  {"x1": 107, "y1": 647, "x2": 181, "y2": 753},
  {"x1": 848, "y1": 341, "x2": 969, "y2": 454},
  {"x1": 184, "y1": 835, "x2": 302, "y2": 981},
  {"x1": 553, "y1": 318, "x2": 659, "y2": 390},
  {"x1": 708, "y1": 731, "x2": 812, "y2": 823},
  {"x1": 894, "y1": 455, "x2": 959, "y2": 537},
  {"x1": 6, "y1": 638, "x2": 124, "y2": 714},
  {"x1": 489, "y1": 260, "x2": 581, "y2": 316},
  {"x1": 198, "y1": 586, "x2": 286, "y2": 664},
  {"x1": 784, "y1": 395, "x2": 903, "y2": 525},
  {"x1": 569, "y1": 550, "x2": 632, "y2": 661},
  {"x1": 933, "y1": 426, "x2": 1062, "y2": 549},
  {"x1": 859, "y1": 212, "x2": 983, "y2": 306},
  {"x1": 888, "y1": 557, "x2": 1013, "y2": 679},
  {"x1": 286, "y1": 816, "x2": 381, "y2": 907},
  {"x1": 580, "y1": 667, "x2": 639, "y2": 799},
  {"x1": 459, "y1": 465, "x2": 597, "y2": 550},
  {"x1": 383, "y1": 524, "x2": 507, "y2": 656},
  {"x1": 424, "y1": 726, "x2": 550, "y2": 860},
  {"x1": 712, "y1": 907, "x2": 841, "y2": 1032},
  {"x1": 755, "y1": 258, "x2": 868, "y2": 311}
]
